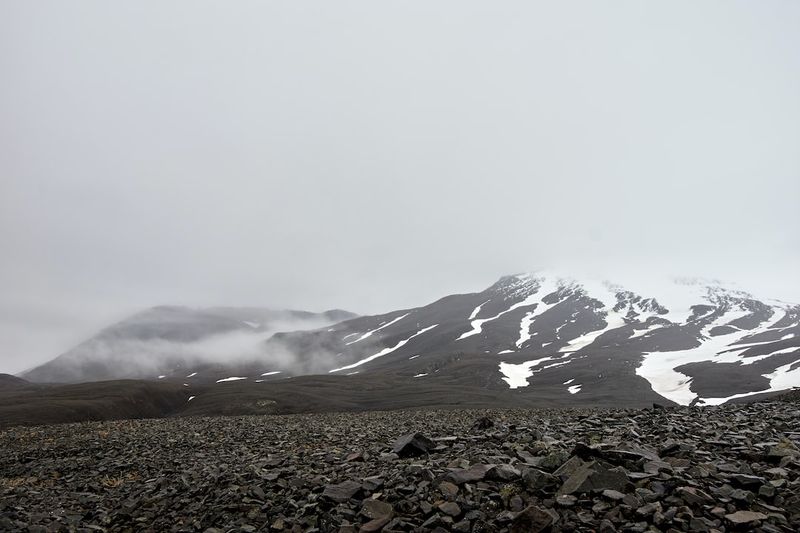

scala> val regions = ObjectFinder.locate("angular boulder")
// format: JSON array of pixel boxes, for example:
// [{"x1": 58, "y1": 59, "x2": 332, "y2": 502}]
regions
[
  {"x1": 391, "y1": 432, "x2": 436, "y2": 457},
  {"x1": 322, "y1": 480, "x2": 362, "y2": 503},
  {"x1": 557, "y1": 461, "x2": 628, "y2": 496}
]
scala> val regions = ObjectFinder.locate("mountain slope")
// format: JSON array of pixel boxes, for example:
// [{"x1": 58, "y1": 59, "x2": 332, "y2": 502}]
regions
[
  {"x1": 23, "y1": 307, "x2": 356, "y2": 383},
  {"x1": 19, "y1": 273, "x2": 799, "y2": 408},
  {"x1": 260, "y1": 273, "x2": 799, "y2": 406}
]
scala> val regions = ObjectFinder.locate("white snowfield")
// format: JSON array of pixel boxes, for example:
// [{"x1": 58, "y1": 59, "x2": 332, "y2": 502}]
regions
[
  {"x1": 557, "y1": 279, "x2": 655, "y2": 353},
  {"x1": 494, "y1": 273, "x2": 799, "y2": 401},
  {"x1": 459, "y1": 276, "x2": 561, "y2": 341},
  {"x1": 558, "y1": 311, "x2": 626, "y2": 353},
  {"x1": 498, "y1": 355, "x2": 573, "y2": 389},
  {"x1": 187, "y1": 396, "x2": 195, "y2": 402},
  {"x1": 215, "y1": 376, "x2": 247, "y2": 383},
  {"x1": 515, "y1": 277, "x2": 564, "y2": 348},
  {"x1": 260, "y1": 371, "x2": 281, "y2": 376},
  {"x1": 330, "y1": 324, "x2": 439, "y2": 373},
  {"x1": 345, "y1": 313, "x2": 410, "y2": 345},
  {"x1": 499, "y1": 278, "x2": 626, "y2": 389},
  {"x1": 186, "y1": 372, "x2": 197, "y2": 378},
  {"x1": 636, "y1": 306, "x2": 798, "y2": 405}
]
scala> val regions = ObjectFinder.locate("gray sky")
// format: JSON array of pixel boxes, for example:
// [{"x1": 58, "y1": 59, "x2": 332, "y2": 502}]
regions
[{"x1": 2, "y1": 1, "x2": 799, "y2": 374}]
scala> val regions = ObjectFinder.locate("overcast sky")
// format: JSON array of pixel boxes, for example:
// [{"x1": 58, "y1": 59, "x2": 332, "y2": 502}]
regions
[{"x1": 1, "y1": 1, "x2": 799, "y2": 374}]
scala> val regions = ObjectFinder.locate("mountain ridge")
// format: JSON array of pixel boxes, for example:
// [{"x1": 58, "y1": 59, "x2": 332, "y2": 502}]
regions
[{"x1": 18, "y1": 273, "x2": 800, "y2": 408}]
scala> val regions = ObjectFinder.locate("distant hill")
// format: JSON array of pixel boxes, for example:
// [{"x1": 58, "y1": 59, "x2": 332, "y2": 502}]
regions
[
  {"x1": 22, "y1": 306, "x2": 356, "y2": 383},
  {"x1": 0, "y1": 373, "x2": 30, "y2": 389}
]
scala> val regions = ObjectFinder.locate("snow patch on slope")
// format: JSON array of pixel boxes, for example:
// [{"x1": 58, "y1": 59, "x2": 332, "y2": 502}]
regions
[
  {"x1": 469, "y1": 300, "x2": 491, "y2": 320},
  {"x1": 460, "y1": 277, "x2": 559, "y2": 341},
  {"x1": 698, "y1": 361, "x2": 800, "y2": 405},
  {"x1": 345, "y1": 313, "x2": 410, "y2": 345},
  {"x1": 330, "y1": 324, "x2": 439, "y2": 372},
  {"x1": 635, "y1": 307, "x2": 788, "y2": 405},
  {"x1": 216, "y1": 376, "x2": 247, "y2": 383},
  {"x1": 515, "y1": 277, "x2": 563, "y2": 348},
  {"x1": 499, "y1": 355, "x2": 563, "y2": 389}
]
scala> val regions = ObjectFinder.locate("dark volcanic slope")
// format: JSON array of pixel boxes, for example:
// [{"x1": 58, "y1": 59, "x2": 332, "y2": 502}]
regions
[
  {"x1": 23, "y1": 306, "x2": 356, "y2": 383},
  {"x1": 1, "y1": 401, "x2": 798, "y2": 532}
]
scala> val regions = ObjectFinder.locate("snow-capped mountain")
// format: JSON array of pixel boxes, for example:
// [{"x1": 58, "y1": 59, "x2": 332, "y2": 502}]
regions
[
  {"x1": 21, "y1": 273, "x2": 799, "y2": 407},
  {"x1": 258, "y1": 273, "x2": 798, "y2": 406},
  {"x1": 22, "y1": 306, "x2": 356, "y2": 383}
]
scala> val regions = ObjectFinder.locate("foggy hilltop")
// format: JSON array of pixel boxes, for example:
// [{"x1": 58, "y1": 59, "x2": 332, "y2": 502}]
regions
[{"x1": 22, "y1": 307, "x2": 356, "y2": 383}]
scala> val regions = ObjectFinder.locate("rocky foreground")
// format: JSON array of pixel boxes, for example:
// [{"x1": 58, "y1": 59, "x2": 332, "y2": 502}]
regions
[{"x1": 1, "y1": 401, "x2": 799, "y2": 533}]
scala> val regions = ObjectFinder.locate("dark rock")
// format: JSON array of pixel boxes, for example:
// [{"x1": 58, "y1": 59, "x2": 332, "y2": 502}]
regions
[
  {"x1": 729, "y1": 473, "x2": 764, "y2": 488},
  {"x1": 446, "y1": 464, "x2": 493, "y2": 485},
  {"x1": 522, "y1": 468, "x2": 559, "y2": 491},
  {"x1": 486, "y1": 464, "x2": 520, "y2": 481},
  {"x1": 604, "y1": 443, "x2": 660, "y2": 463},
  {"x1": 557, "y1": 461, "x2": 628, "y2": 495},
  {"x1": 439, "y1": 481, "x2": 458, "y2": 498},
  {"x1": 510, "y1": 505, "x2": 554, "y2": 533},
  {"x1": 322, "y1": 481, "x2": 362, "y2": 503},
  {"x1": 675, "y1": 486, "x2": 714, "y2": 507},
  {"x1": 452, "y1": 520, "x2": 471, "y2": 532},
  {"x1": 635, "y1": 502, "x2": 661, "y2": 517},
  {"x1": 438, "y1": 502, "x2": 461, "y2": 517},
  {"x1": 538, "y1": 449, "x2": 570, "y2": 471},
  {"x1": 572, "y1": 442, "x2": 604, "y2": 459},
  {"x1": 509, "y1": 495, "x2": 525, "y2": 512},
  {"x1": 553, "y1": 456, "x2": 584, "y2": 480},
  {"x1": 361, "y1": 500, "x2": 393, "y2": 521},
  {"x1": 391, "y1": 433, "x2": 436, "y2": 457},
  {"x1": 555, "y1": 495, "x2": 577, "y2": 507},
  {"x1": 362, "y1": 476, "x2": 384, "y2": 492},
  {"x1": 471, "y1": 417, "x2": 494, "y2": 431},
  {"x1": 725, "y1": 510, "x2": 767, "y2": 528},
  {"x1": 359, "y1": 500, "x2": 393, "y2": 533},
  {"x1": 602, "y1": 489, "x2": 625, "y2": 501}
]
